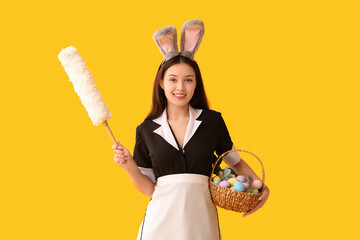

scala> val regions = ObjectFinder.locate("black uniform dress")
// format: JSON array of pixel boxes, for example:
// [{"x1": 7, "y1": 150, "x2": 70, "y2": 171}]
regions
[{"x1": 134, "y1": 105, "x2": 241, "y2": 240}]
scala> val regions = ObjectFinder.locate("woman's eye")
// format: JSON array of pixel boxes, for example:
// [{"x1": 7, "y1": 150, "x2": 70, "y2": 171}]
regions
[
  {"x1": 186, "y1": 79, "x2": 193, "y2": 82},
  {"x1": 169, "y1": 78, "x2": 176, "y2": 82}
]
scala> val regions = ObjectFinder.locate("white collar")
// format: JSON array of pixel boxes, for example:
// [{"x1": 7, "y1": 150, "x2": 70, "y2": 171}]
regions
[{"x1": 152, "y1": 105, "x2": 203, "y2": 150}]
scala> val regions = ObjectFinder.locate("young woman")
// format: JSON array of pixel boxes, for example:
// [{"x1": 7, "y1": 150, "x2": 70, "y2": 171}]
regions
[{"x1": 112, "y1": 20, "x2": 269, "y2": 240}]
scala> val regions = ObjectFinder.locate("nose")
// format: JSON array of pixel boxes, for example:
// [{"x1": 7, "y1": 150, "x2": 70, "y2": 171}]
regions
[{"x1": 176, "y1": 81, "x2": 185, "y2": 91}]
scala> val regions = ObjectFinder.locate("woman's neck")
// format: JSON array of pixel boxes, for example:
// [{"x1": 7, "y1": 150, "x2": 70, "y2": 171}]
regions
[{"x1": 166, "y1": 104, "x2": 190, "y2": 121}]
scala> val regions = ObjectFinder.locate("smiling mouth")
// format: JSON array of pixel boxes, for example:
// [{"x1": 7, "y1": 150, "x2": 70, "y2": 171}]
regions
[{"x1": 173, "y1": 93, "x2": 186, "y2": 99}]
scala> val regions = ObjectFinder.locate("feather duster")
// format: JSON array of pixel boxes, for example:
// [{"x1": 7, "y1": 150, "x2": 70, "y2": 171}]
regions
[{"x1": 58, "y1": 46, "x2": 117, "y2": 144}]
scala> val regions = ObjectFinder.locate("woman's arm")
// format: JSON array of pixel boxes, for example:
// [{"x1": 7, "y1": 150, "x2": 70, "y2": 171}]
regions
[
  {"x1": 230, "y1": 158, "x2": 261, "y2": 181},
  {"x1": 128, "y1": 167, "x2": 157, "y2": 197},
  {"x1": 229, "y1": 158, "x2": 270, "y2": 217},
  {"x1": 113, "y1": 141, "x2": 156, "y2": 197}
]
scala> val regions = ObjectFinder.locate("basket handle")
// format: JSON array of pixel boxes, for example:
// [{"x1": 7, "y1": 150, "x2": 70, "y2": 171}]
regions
[{"x1": 210, "y1": 149, "x2": 265, "y2": 187}]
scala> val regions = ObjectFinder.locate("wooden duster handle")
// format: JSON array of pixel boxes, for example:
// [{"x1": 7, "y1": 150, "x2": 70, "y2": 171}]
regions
[{"x1": 102, "y1": 120, "x2": 118, "y2": 145}]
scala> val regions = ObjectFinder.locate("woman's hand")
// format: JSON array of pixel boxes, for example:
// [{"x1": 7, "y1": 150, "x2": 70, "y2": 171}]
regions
[
  {"x1": 112, "y1": 140, "x2": 156, "y2": 196},
  {"x1": 243, "y1": 184, "x2": 270, "y2": 218},
  {"x1": 112, "y1": 140, "x2": 137, "y2": 174}
]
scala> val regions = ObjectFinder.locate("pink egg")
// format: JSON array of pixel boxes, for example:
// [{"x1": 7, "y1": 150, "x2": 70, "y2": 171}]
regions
[
  {"x1": 236, "y1": 175, "x2": 246, "y2": 182},
  {"x1": 252, "y1": 180, "x2": 263, "y2": 189},
  {"x1": 219, "y1": 181, "x2": 231, "y2": 188},
  {"x1": 243, "y1": 182, "x2": 250, "y2": 190}
]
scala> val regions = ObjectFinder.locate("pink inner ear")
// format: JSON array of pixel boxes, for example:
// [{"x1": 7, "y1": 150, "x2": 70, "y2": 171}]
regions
[
  {"x1": 157, "y1": 35, "x2": 175, "y2": 54},
  {"x1": 184, "y1": 25, "x2": 201, "y2": 52}
]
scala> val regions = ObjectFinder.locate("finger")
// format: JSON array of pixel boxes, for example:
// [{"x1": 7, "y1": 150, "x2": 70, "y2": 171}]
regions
[
  {"x1": 113, "y1": 145, "x2": 123, "y2": 151},
  {"x1": 114, "y1": 151, "x2": 125, "y2": 157},
  {"x1": 114, "y1": 153, "x2": 127, "y2": 159},
  {"x1": 257, "y1": 187, "x2": 268, "y2": 200},
  {"x1": 115, "y1": 154, "x2": 126, "y2": 160},
  {"x1": 114, "y1": 158, "x2": 126, "y2": 165},
  {"x1": 258, "y1": 189, "x2": 269, "y2": 201},
  {"x1": 116, "y1": 140, "x2": 124, "y2": 148},
  {"x1": 114, "y1": 149, "x2": 124, "y2": 154},
  {"x1": 115, "y1": 151, "x2": 127, "y2": 157},
  {"x1": 119, "y1": 160, "x2": 127, "y2": 165}
]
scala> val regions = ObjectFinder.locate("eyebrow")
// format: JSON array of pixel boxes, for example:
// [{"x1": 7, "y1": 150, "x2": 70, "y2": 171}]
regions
[{"x1": 168, "y1": 74, "x2": 194, "y2": 77}]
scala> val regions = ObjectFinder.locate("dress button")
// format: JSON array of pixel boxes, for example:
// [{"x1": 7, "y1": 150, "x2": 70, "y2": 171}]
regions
[{"x1": 182, "y1": 149, "x2": 185, "y2": 154}]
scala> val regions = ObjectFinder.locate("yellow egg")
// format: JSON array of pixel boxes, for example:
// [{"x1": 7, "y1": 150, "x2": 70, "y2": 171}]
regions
[
  {"x1": 228, "y1": 177, "x2": 239, "y2": 187},
  {"x1": 230, "y1": 187, "x2": 235, "y2": 190},
  {"x1": 213, "y1": 176, "x2": 221, "y2": 182}
]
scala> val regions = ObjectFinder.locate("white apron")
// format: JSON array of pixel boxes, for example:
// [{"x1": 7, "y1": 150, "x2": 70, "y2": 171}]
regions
[{"x1": 136, "y1": 173, "x2": 222, "y2": 240}]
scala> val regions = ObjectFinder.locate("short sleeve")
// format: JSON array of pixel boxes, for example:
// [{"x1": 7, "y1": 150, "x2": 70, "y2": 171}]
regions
[
  {"x1": 133, "y1": 126, "x2": 152, "y2": 169},
  {"x1": 133, "y1": 126, "x2": 156, "y2": 182},
  {"x1": 215, "y1": 112, "x2": 241, "y2": 166}
]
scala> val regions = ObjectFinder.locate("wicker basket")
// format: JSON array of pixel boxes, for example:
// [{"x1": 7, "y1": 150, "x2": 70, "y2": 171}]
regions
[{"x1": 209, "y1": 149, "x2": 265, "y2": 213}]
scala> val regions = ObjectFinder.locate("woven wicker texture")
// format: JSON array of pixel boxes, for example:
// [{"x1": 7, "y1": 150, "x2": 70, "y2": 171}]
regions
[{"x1": 209, "y1": 149, "x2": 265, "y2": 213}]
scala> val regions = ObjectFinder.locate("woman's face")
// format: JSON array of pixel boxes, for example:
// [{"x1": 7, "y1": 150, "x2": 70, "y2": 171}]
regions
[{"x1": 160, "y1": 63, "x2": 197, "y2": 109}]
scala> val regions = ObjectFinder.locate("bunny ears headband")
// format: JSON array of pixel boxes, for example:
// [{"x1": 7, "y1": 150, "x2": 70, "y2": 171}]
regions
[{"x1": 153, "y1": 19, "x2": 205, "y2": 63}]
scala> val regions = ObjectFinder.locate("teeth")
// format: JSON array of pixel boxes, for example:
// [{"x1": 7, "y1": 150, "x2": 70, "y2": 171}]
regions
[{"x1": 174, "y1": 94, "x2": 185, "y2": 97}]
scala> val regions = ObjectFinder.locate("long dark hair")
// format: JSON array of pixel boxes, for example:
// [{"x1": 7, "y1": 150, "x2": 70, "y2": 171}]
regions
[{"x1": 145, "y1": 55, "x2": 210, "y2": 121}]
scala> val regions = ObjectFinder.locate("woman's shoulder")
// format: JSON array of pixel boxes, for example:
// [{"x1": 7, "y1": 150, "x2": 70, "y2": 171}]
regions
[
  {"x1": 136, "y1": 118, "x2": 160, "y2": 132},
  {"x1": 199, "y1": 108, "x2": 223, "y2": 119}
]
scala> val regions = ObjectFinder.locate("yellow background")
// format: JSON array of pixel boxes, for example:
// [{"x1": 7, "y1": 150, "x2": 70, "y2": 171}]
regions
[{"x1": 1, "y1": 0, "x2": 359, "y2": 239}]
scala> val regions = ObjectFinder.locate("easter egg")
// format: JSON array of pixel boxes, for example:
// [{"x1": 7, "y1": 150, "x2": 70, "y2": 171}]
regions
[
  {"x1": 230, "y1": 187, "x2": 235, "y2": 190},
  {"x1": 228, "y1": 177, "x2": 238, "y2": 186},
  {"x1": 213, "y1": 176, "x2": 221, "y2": 182},
  {"x1": 236, "y1": 175, "x2": 246, "y2": 182},
  {"x1": 219, "y1": 180, "x2": 231, "y2": 188},
  {"x1": 252, "y1": 189, "x2": 259, "y2": 194},
  {"x1": 214, "y1": 180, "x2": 220, "y2": 185},
  {"x1": 246, "y1": 176, "x2": 253, "y2": 184},
  {"x1": 234, "y1": 181, "x2": 245, "y2": 192},
  {"x1": 252, "y1": 179, "x2": 263, "y2": 189},
  {"x1": 243, "y1": 182, "x2": 250, "y2": 190}
]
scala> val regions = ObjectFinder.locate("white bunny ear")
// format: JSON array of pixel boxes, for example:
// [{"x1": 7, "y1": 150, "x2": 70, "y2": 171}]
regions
[
  {"x1": 180, "y1": 19, "x2": 205, "y2": 60},
  {"x1": 153, "y1": 26, "x2": 179, "y2": 61}
]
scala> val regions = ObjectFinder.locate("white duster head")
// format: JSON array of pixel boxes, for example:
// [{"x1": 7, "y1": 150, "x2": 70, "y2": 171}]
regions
[{"x1": 58, "y1": 46, "x2": 111, "y2": 126}]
